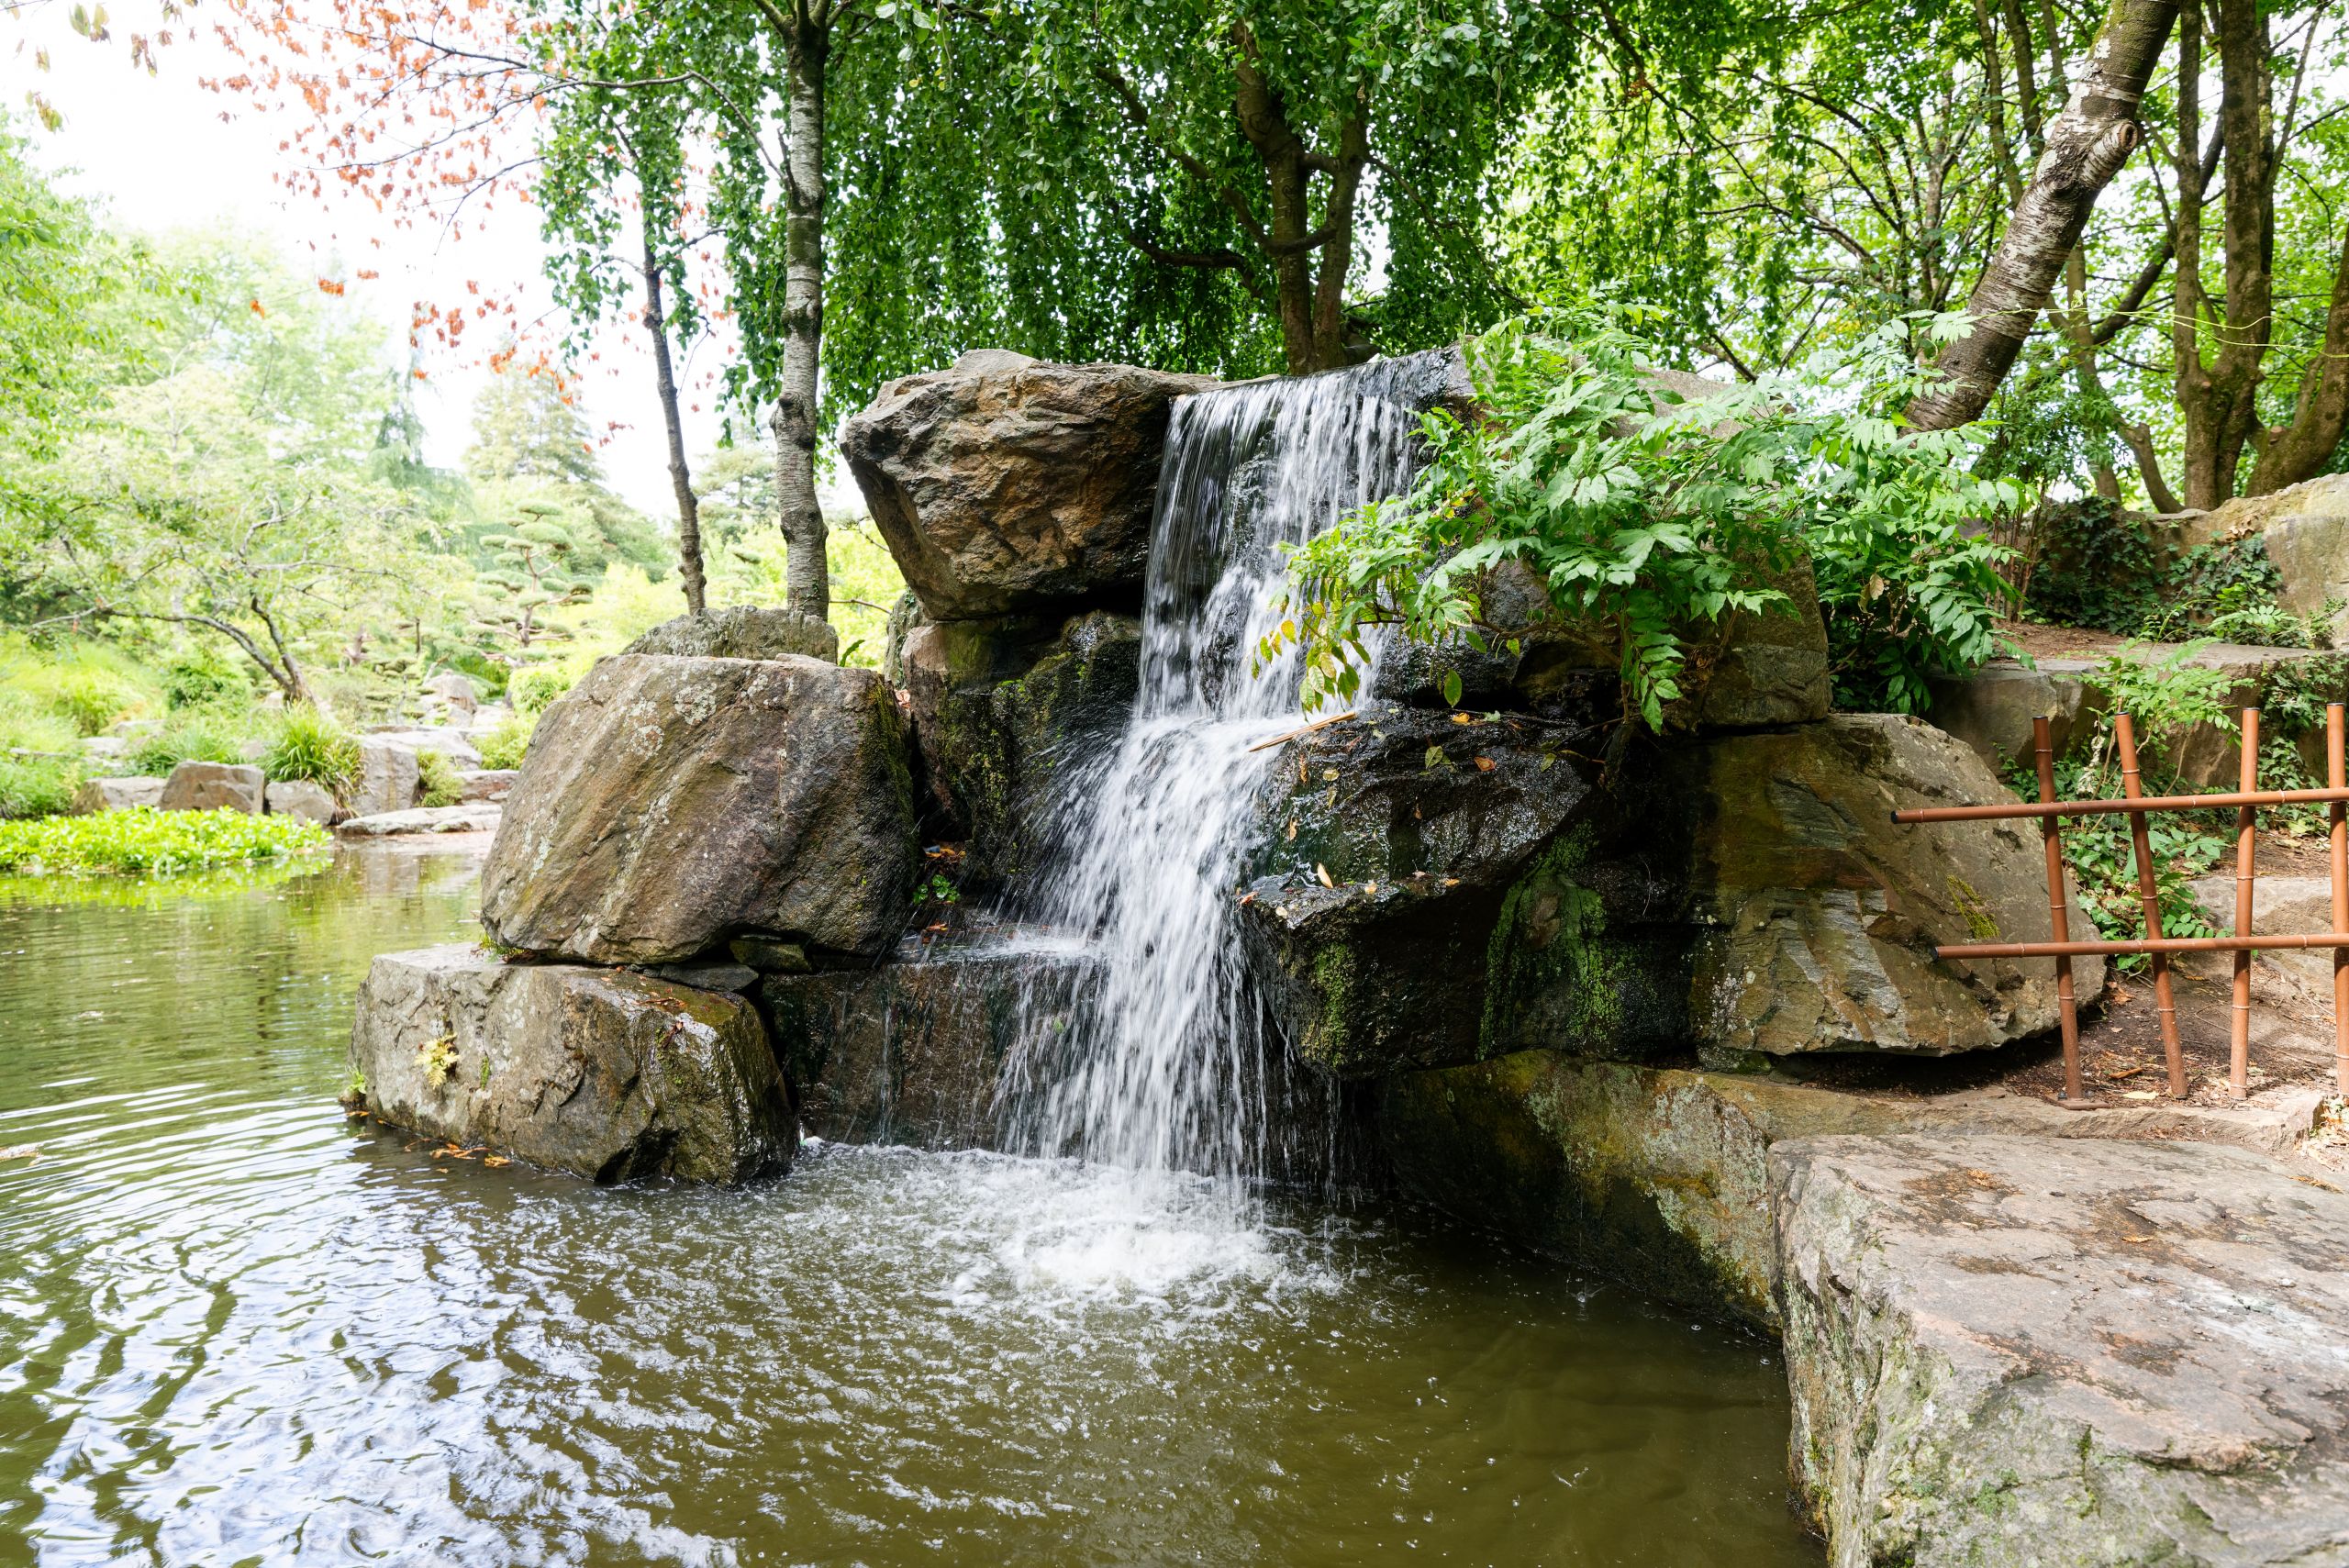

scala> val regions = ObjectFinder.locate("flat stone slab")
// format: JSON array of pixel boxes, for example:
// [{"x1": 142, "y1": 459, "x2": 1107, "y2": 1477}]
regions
[
  {"x1": 1774, "y1": 1131, "x2": 2349, "y2": 1567},
  {"x1": 336, "y1": 804, "x2": 501, "y2": 838}
]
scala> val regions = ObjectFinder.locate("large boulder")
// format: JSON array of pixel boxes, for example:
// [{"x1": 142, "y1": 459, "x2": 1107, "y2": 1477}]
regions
[
  {"x1": 158, "y1": 760, "x2": 264, "y2": 814},
  {"x1": 479, "y1": 653, "x2": 918, "y2": 965},
  {"x1": 264, "y1": 779, "x2": 340, "y2": 824},
  {"x1": 1236, "y1": 704, "x2": 1603, "y2": 1075},
  {"x1": 1776, "y1": 1132, "x2": 2349, "y2": 1567},
  {"x1": 624, "y1": 606, "x2": 840, "y2": 664},
  {"x1": 71, "y1": 775, "x2": 165, "y2": 814},
  {"x1": 1674, "y1": 714, "x2": 2105, "y2": 1061},
  {"x1": 841, "y1": 350, "x2": 1218, "y2": 618},
  {"x1": 422, "y1": 672, "x2": 479, "y2": 714},
  {"x1": 899, "y1": 608, "x2": 1142, "y2": 877},
  {"x1": 2184, "y1": 473, "x2": 2349, "y2": 642},
  {"x1": 348, "y1": 943, "x2": 794, "y2": 1184},
  {"x1": 353, "y1": 739, "x2": 419, "y2": 817}
]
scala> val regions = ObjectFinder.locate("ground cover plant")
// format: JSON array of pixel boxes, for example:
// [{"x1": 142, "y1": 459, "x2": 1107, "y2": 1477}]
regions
[{"x1": 0, "y1": 807, "x2": 328, "y2": 875}]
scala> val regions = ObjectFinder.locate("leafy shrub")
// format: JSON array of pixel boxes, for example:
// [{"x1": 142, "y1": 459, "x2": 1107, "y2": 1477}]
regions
[
  {"x1": 128, "y1": 715, "x2": 256, "y2": 777},
  {"x1": 416, "y1": 747, "x2": 463, "y2": 807},
  {"x1": 2259, "y1": 654, "x2": 2349, "y2": 739},
  {"x1": 161, "y1": 647, "x2": 250, "y2": 709},
  {"x1": 1263, "y1": 309, "x2": 2018, "y2": 725},
  {"x1": 0, "y1": 755, "x2": 81, "y2": 818},
  {"x1": 475, "y1": 711, "x2": 534, "y2": 771},
  {"x1": 0, "y1": 806, "x2": 328, "y2": 874},
  {"x1": 508, "y1": 659, "x2": 587, "y2": 716},
  {"x1": 261, "y1": 705, "x2": 360, "y2": 797},
  {"x1": 2022, "y1": 498, "x2": 2163, "y2": 633},
  {"x1": 2091, "y1": 640, "x2": 2234, "y2": 786}
]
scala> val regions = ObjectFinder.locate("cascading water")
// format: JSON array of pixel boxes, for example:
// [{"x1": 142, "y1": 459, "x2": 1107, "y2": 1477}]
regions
[{"x1": 998, "y1": 353, "x2": 1460, "y2": 1184}]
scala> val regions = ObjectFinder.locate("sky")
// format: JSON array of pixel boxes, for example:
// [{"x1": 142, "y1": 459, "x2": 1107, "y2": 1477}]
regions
[{"x1": 0, "y1": 0, "x2": 819, "y2": 520}]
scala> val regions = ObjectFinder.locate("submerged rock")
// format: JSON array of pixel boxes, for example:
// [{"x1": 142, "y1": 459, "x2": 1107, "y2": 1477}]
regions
[
  {"x1": 841, "y1": 350, "x2": 1217, "y2": 618},
  {"x1": 348, "y1": 943, "x2": 794, "y2": 1184},
  {"x1": 1776, "y1": 1131, "x2": 2349, "y2": 1567},
  {"x1": 624, "y1": 605, "x2": 840, "y2": 664},
  {"x1": 479, "y1": 652, "x2": 918, "y2": 965},
  {"x1": 71, "y1": 775, "x2": 165, "y2": 814},
  {"x1": 159, "y1": 760, "x2": 264, "y2": 814}
]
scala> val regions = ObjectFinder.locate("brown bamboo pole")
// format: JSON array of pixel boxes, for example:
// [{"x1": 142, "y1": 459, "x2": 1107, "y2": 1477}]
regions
[
  {"x1": 2331, "y1": 704, "x2": 2349, "y2": 1098},
  {"x1": 2034, "y1": 717, "x2": 2085, "y2": 1101},
  {"x1": 1894, "y1": 784, "x2": 2349, "y2": 823},
  {"x1": 2112, "y1": 713, "x2": 2187, "y2": 1097},
  {"x1": 1936, "y1": 930, "x2": 2349, "y2": 958},
  {"x1": 2231, "y1": 709, "x2": 2259, "y2": 1101}
]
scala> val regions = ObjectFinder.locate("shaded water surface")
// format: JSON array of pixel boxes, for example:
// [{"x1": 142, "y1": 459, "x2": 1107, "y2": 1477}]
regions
[{"x1": 0, "y1": 850, "x2": 1819, "y2": 1566}]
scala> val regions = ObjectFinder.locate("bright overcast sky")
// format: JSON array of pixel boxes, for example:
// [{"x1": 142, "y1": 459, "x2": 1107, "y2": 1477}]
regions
[{"x1": 0, "y1": 1, "x2": 812, "y2": 520}]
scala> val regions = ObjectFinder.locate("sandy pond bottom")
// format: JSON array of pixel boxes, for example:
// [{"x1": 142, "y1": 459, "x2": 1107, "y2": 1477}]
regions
[{"x1": 0, "y1": 848, "x2": 1819, "y2": 1566}]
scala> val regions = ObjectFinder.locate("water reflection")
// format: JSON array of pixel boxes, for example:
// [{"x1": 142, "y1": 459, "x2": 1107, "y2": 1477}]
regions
[{"x1": 0, "y1": 848, "x2": 1818, "y2": 1566}]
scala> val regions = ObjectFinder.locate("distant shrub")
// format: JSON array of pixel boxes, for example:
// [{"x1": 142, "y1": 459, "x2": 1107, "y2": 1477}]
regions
[
  {"x1": 161, "y1": 648, "x2": 251, "y2": 710},
  {"x1": 128, "y1": 715, "x2": 256, "y2": 777},
  {"x1": 508, "y1": 660, "x2": 586, "y2": 716},
  {"x1": 0, "y1": 807, "x2": 328, "y2": 874},
  {"x1": 474, "y1": 711, "x2": 533, "y2": 771},
  {"x1": 0, "y1": 756, "x2": 81, "y2": 819},
  {"x1": 262, "y1": 705, "x2": 360, "y2": 798},
  {"x1": 416, "y1": 747, "x2": 463, "y2": 807}
]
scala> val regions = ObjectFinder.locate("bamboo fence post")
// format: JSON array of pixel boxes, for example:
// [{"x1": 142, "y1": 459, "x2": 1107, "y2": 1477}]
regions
[
  {"x1": 2034, "y1": 717, "x2": 2084, "y2": 1102},
  {"x1": 2112, "y1": 713, "x2": 2185, "y2": 1098},
  {"x1": 2331, "y1": 705, "x2": 2349, "y2": 1099},
  {"x1": 2231, "y1": 709, "x2": 2260, "y2": 1101}
]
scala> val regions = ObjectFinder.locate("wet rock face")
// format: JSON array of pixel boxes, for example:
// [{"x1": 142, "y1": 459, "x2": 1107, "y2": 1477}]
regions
[
  {"x1": 479, "y1": 653, "x2": 918, "y2": 966},
  {"x1": 159, "y1": 760, "x2": 265, "y2": 813},
  {"x1": 761, "y1": 944, "x2": 1099, "y2": 1150},
  {"x1": 1775, "y1": 1131, "x2": 2349, "y2": 1567},
  {"x1": 348, "y1": 944, "x2": 795, "y2": 1184},
  {"x1": 624, "y1": 606, "x2": 840, "y2": 664},
  {"x1": 1235, "y1": 705, "x2": 1605, "y2": 1075},
  {"x1": 841, "y1": 350, "x2": 1218, "y2": 618},
  {"x1": 900, "y1": 609, "x2": 1142, "y2": 882},
  {"x1": 1677, "y1": 713, "x2": 2104, "y2": 1061}
]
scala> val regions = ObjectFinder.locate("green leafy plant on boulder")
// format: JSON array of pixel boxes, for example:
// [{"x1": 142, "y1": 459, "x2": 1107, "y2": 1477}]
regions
[{"x1": 261, "y1": 705, "x2": 361, "y2": 799}]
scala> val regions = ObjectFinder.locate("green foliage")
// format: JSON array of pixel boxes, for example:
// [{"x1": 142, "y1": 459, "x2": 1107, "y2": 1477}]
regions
[
  {"x1": 2024, "y1": 500, "x2": 2165, "y2": 634},
  {"x1": 261, "y1": 706, "x2": 361, "y2": 798},
  {"x1": 416, "y1": 748, "x2": 463, "y2": 809},
  {"x1": 0, "y1": 806, "x2": 328, "y2": 875},
  {"x1": 2260, "y1": 655, "x2": 2349, "y2": 740},
  {"x1": 128, "y1": 714, "x2": 257, "y2": 777},
  {"x1": 2090, "y1": 642, "x2": 2235, "y2": 784},
  {"x1": 475, "y1": 711, "x2": 535, "y2": 772},
  {"x1": 162, "y1": 646, "x2": 251, "y2": 711},
  {"x1": 0, "y1": 755, "x2": 80, "y2": 819},
  {"x1": 1264, "y1": 310, "x2": 2015, "y2": 726}
]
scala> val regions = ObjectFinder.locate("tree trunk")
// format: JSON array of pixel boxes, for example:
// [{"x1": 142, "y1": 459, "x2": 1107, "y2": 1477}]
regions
[
  {"x1": 640, "y1": 220, "x2": 707, "y2": 616},
  {"x1": 774, "y1": 21, "x2": 830, "y2": 622},
  {"x1": 1906, "y1": 0, "x2": 2178, "y2": 430},
  {"x1": 1230, "y1": 29, "x2": 1364, "y2": 376},
  {"x1": 2246, "y1": 224, "x2": 2349, "y2": 494}
]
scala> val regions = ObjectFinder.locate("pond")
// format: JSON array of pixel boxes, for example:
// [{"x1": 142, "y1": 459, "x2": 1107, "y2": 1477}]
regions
[{"x1": 0, "y1": 846, "x2": 1820, "y2": 1566}]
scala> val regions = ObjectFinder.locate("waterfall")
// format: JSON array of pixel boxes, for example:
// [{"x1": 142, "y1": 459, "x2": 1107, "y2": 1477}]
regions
[{"x1": 997, "y1": 353, "x2": 1459, "y2": 1182}]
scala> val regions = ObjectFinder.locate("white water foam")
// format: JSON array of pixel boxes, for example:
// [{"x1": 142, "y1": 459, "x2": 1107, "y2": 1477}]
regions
[{"x1": 999, "y1": 357, "x2": 1452, "y2": 1186}]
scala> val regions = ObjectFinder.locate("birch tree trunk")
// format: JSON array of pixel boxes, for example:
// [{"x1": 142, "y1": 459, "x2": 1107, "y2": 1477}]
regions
[
  {"x1": 1905, "y1": 0, "x2": 2178, "y2": 431},
  {"x1": 640, "y1": 220, "x2": 707, "y2": 616},
  {"x1": 774, "y1": 18, "x2": 830, "y2": 623}
]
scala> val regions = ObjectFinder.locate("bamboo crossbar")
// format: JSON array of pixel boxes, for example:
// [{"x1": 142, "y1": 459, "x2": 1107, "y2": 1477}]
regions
[
  {"x1": 1936, "y1": 932, "x2": 2349, "y2": 959},
  {"x1": 1892, "y1": 785, "x2": 2349, "y2": 823},
  {"x1": 1893, "y1": 704, "x2": 2349, "y2": 1106}
]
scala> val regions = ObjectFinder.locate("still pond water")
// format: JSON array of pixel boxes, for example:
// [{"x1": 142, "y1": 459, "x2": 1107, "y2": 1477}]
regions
[{"x1": 0, "y1": 846, "x2": 1820, "y2": 1567}]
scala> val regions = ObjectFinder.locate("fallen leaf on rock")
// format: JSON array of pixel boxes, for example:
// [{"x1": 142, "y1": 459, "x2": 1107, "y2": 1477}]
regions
[
  {"x1": 482, "y1": 1155, "x2": 511, "y2": 1168},
  {"x1": 1285, "y1": 818, "x2": 1297, "y2": 841},
  {"x1": 925, "y1": 922, "x2": 949, "y2": 933},
  {"x1": 1451, "y1": 712, "x2": 1472, "y2": 725},
  {"x1": 1473, "y1": 756, "x2": 1496, "y2": 773},
  {"x1": 1442, "y1": 877, "x2": 1460, "y2": 887},
  {"x1": 1315, "y1": 863, "x2": 1334, "y2": 888},
  {"x1": 1322, "y1": 768, "x2": 1339, "y2": 782},
  {"x1": 1238, "y1": 891, "x2": 1257, "y2": 906}
]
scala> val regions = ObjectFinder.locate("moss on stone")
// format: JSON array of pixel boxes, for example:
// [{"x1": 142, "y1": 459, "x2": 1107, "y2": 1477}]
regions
[{"x1": 1479, "y1": 825, "x2": 1641, "y2": 1057}]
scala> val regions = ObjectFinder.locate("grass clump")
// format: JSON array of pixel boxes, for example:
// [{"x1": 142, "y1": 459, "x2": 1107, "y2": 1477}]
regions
[
  {"x1": 262, "y1": 705, "x2": 360, "y2": 798},
  {"x1": 474, "y1": 711, "x2": 533, "y2": 771},
  {"x1": 416, "y1": 747, "x2": 463, "y2": 807},
  {"x1": 128, "y1": 713, "x2": 260, "y2": 776},
  {"x1": 0, "y1": 807, "x2": 328, "y2": 875}
]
